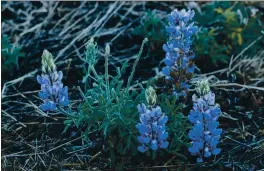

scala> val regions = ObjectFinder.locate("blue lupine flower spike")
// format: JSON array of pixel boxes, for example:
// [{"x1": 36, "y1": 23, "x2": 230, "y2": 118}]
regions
[
  {"x1": 162, "y1": 9, "x2": 198, "y2": 98},
  {"x1": 136, "y1": 87, "x2": 169, "y2": 153},
  {"x1": 37, "y1": 50, "x2": 69, "y2": 112},
  {"x1": 188, "y1": 79, "x2": 222, "y2": 162},
  {"x1": 136, "y1": 104, "x2": 169, "y2": 153}
]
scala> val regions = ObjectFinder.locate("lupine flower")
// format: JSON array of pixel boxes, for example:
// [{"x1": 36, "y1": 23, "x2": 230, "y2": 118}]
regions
[
  {"x1": 188, "y1": 80, "x2": 222, "y2": 162},
  {"x1": 37, "y1": 50, "x2": 69, "y2": 111},
  {"x1": 136, "y1": 103, "x2": 169, "y2": 153},
  {"x1": 162, "y1": 9, "x2": 198, "y2": 98}
]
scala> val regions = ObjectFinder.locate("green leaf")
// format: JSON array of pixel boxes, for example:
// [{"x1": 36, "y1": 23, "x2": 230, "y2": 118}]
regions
[{"x1": 1, "y1": 34, "x2": 25, "y2": 71}]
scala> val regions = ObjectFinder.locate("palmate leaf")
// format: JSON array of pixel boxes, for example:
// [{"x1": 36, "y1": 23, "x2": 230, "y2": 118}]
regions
[
  {"x1": 158, "y1": 93, "x2": 182, "y2": 115},
  {"x1": 209, "y1": 44, "x2": 229, "y2": 64},
  {"x1": 155, "y1": 92, "x2": 189, "y2": 157},
  {"x1": 1, "y1": 34, "x2": 25, "y2": 72},
  {"x1": 132, "y1": 10, "x2": 166, "y2": 42},
  {"x1": 193, "y1": 1, "x2": 263, "y2": 66},
  {"x1": 194, "y1": 27, "x2": 230, "y2": 65}
]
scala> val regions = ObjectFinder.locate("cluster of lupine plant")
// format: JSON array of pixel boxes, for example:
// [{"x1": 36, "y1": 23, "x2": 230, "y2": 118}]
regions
[
  {"x1": 36, "y1": 8, "x2": 222, "y2": 164},
  {"x1": 188, "y1": 80, "x2": 222, "y2": 162},
  {"x1": 162, "y1": 9, "x2": 198, "y2": 98},
  {"x1": 62, "y1": 38, "x2": 153, "y2": 162}
]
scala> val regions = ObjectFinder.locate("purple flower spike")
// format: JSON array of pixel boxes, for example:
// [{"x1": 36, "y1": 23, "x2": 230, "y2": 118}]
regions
[
  {"x1": 162, "y1": 9, "x2": 198, "y2": 98},
  {"x1": 136, "y1": 104, "x2": 169, "y2": 153},
  {"x1": 37, "y1": 50, "x2": 69, "y2": 112},
  {"x1": 188, "y1": 89, "x2": 222, "y2": 162}
]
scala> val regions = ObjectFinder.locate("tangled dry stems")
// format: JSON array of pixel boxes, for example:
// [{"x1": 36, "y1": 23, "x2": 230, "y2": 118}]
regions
[{"x1": 1, "y1": 2, "x2": 264, "y2": 170}]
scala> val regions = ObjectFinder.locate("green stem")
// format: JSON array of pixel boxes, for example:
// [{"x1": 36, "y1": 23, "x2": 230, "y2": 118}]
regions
[
  {"x1": 77, "y1": 86, "x2": 88, "y2": 103},
  {"x1": 91, "y1": 66, "x2": 106, "y2": 88},
  {"x1": 126, "y1": 38, "x2": 148, "y2": 93},
  {"x1": 57, "y1": 106, "x2": 77, "y2": 118},
  {"x1": 105, "y1": 53, "x2": 110, "y2": 103}
]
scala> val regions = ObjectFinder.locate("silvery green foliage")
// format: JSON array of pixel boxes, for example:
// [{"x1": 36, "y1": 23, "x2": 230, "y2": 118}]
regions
[
  {"x1": 162, "y1": 9, "x2": 198, "y2": 98},
  {"x1": 64, "y1": 38, "x2": 148, "y2": 161},
  {"x1": 37, "y1": 50, "x2": 69, "y2": 111},
  {"x1": 188, "y1": 81, "x2": 222, "y2": 163},
  {"x1": 136, "y1": 104, "x2": 169, "y2": 152}
]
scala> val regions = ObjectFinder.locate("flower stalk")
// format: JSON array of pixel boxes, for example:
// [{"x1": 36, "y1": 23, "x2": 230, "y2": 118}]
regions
[
  {"x1": 37, "y1": 50, "x2": 69, "y2": 112},
  {"x1": 162, "y1": 9, "x2": 198, "y2": 98},
  {"x1": 188, "y1": 80, "x2": 222, "y2": 162}
]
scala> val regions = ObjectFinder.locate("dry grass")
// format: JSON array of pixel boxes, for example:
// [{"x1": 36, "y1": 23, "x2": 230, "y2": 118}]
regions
[{"x1": 1, "y1": 1, "x2": 264, "y2": 170}]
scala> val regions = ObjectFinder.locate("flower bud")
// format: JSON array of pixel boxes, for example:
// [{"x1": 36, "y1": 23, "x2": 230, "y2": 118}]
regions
[
  {"x1": 85, "y1": 38, "x2": 98, "y2": 65},
  {"x1": 93, "y1": 82, "x2": 98, "y2": 87},
  {"x1": 196, "y1": 79, "x2": 210, "y2": 96},
  {"x1": 145, "y1": 86, "x2": 157, "y2": 106},
  {"x1": 105, "y1": 43, "x2": 110, "y2": 56},
  {"x1": 41, "y1": 50, "x2": 56, "y2": 73}
]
